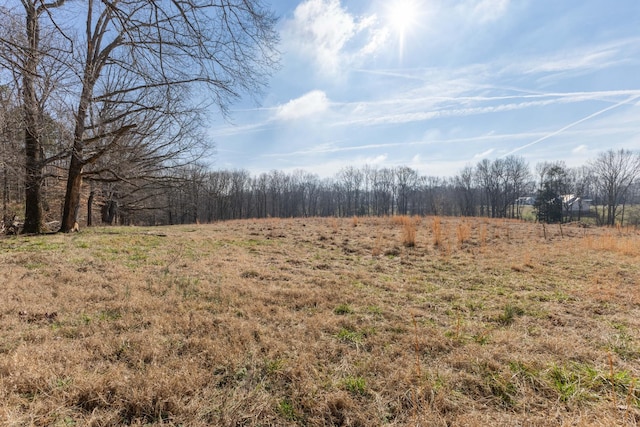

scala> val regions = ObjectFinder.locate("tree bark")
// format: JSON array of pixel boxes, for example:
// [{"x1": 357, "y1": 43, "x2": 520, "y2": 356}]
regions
[
  {"x1": 23, "y1": 128, "x2": 43, "y2": 233},
  {"x1": 87, "y1": 190, "x2": 94, "y2": 226},
  {"x1": 60, "y1": 153, "x2": 83, "y2": 232},
  {"x1": 101, "y1": 200, "x2": 117, "y2": 224},
  {"x1": 22, "y1": 4, "x2": 43, "y2": 234}
]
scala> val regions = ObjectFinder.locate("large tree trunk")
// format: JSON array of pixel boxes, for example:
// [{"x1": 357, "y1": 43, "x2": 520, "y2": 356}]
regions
[
  {"x1": 60, "y1": 153, "x2": 83, "y2": 232},
  {"x1": 22, "y1": 4, "x2": 44, "y2": 234},
  {"x1": 87, "y1": 189, "x2": 94, "y2": 226},
  {"x1": 60, "y1": 48, "x2": 93, "y2": 232},
  {"x1": 101, "y1": 200, "x2": 117, "y2": 224},
  {"x1": 23, "y1": 128, "x2": 43, "y2": 233}
]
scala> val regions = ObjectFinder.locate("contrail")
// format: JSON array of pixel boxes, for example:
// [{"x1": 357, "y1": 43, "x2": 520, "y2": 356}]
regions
[{"x1": 502, "y1": 94, "x2": 640, "y2": 157}]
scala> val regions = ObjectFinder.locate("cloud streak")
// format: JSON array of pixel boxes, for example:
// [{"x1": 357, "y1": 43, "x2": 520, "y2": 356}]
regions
[
  {"x1": 330, "y1": 89, "x2": 640, "y2": 127},
  {"x1": 212, "y1": 88, "x2": 640, "y2": 141},
  {"x1": 502, "y1": 94, "x2": 640, "y2": 157}
]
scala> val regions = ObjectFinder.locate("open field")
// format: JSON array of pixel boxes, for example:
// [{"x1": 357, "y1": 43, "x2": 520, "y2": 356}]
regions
[{"x1": 1, "y1": 217, "x2": 640, "y2": 426}]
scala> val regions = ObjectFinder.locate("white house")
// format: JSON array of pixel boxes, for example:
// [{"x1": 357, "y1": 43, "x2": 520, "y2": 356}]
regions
[{"x1": 561, "y1": 194, "x2": 591, "y2": 213}]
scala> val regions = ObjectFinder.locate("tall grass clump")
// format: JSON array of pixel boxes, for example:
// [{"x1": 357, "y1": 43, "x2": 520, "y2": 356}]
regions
[
  {"x1": 456, "y1": 221, "x2": 471, "y2": 247},
  {"x1": 432, "y1": 216, "x2": 443, "y2": 247},
  {"x1": 583, "y1": 232, "x2": 640, "y2": 255},
  {"x1": 479, "y1": 223, "x2": 488, "y2": 247},
  {"x1": 329, "y1": 217, "x2": 339, "y2": 234},
  {"x1": 402, "y1": 216, "x2": 417, "y2": 247},
  {"x1": 391, "y1": 215, "x2": 405, "y2": 226},
  {"x1": 372, "y1": 234, "x2": 383, "y2": 256}
]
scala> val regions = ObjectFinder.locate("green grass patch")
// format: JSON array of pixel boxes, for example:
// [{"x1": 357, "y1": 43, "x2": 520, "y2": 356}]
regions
[
  {"x1": 333, "y1": 304, "x2": 354, "y2": 315},
  {"x1": 343, "y1": 376, "x2": 367, "y2": 395},
  {"x1": 336, "y1": 327, "x2": 364, "y2": 345}
]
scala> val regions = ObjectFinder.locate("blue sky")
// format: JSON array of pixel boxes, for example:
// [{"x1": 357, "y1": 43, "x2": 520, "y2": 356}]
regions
[{"x1": 208, "y1": 0, "x2": 640, "y2": 177}]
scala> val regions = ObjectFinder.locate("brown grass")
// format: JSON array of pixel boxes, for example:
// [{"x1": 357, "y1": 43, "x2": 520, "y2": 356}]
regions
[
  {"x1": 328, "y1": 217, "x2": 339, "y2": 234},
  {"x1": 479, "y1": 222, "x2": 488, "y2": 247},
  {"x1": 432, "y1": 216, "x2": 443, "y2": 247},
  {"x1": 371, "y1": 233, "x2": 383, "y2": 257},
  {"x1": 399, "y1": 216, "x2": 417, "y2": 247},
  {"x1": 456, "y1": 221, "x2": 471, "y2": 247},
  {"x1": 1, "y1": 217, "x2": 640, "y2": 426}
]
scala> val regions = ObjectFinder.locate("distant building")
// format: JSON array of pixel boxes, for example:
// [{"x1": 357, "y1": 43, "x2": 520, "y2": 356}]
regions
[
  {"x1": 561, "y1": 194, "x2": 591, "y2": 213},
  {"x1": 516, "y1": 195, "x2": 592, "y2": 214},
  {"x1": 516, "y1": 196, "x2": 536, "y2": 206}
]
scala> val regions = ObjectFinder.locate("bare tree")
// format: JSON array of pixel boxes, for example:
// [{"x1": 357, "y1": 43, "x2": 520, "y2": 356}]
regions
[
  {"x1": 503, "y1": 156, "x2": 531, "y2": 219},
  {"x1": 395, "y1": 166, "x2": 418, "y2": 215},
  {"x1": 0, "y1": 83, "x2": 22, "y2": 221},
  {"x1": 1, "y1": 1, "x2": 70, "y2": 232},
  {"x1": 371, "y1": 167, "x2": 395, "y2": 216},
  {"x1": 56, "y1": 0, "x2": 278, "y2": 232},
  {"x1": 474, "y1": 156, "x2": 530, "y2": 219},
  {"x1": 454, "y1": 165, "x2": 476, "y2": 217},
  {"x1": 565, "y1": 166, "x2": 594, "y2": 222},
  {"x1": 337, "y1": 166, "x2": 363, "y2": 216},
  {"x1": 590, "y1": 149, "x2": 640, "y2": 226},
  {"x1": 476, "y1": 158, "x2": 502, "y2": 218},
  {"x1": 2, "y1": 0, "x2": 278, "y2": 232}
]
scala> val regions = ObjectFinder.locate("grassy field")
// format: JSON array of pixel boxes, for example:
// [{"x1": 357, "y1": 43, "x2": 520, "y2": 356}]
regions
[{"x1": 1, "y1": 216, "x2": 639, "y2": 426}]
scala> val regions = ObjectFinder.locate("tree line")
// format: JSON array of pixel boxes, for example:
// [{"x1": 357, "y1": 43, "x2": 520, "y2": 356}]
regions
[
  {"x1": 7, "y1": 148, "x2": 638, "y2": 230},
  {"x1": 158, "y1": 151, "x2": 640, "y2": 227}
]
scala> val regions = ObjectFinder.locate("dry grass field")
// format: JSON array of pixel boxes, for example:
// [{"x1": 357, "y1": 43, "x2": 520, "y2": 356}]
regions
[{"x1": 1, "y1": 216, "x2": 639, "y2": 426}]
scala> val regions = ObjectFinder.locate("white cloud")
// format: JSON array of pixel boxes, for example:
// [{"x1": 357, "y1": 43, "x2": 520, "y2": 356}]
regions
[
  {"x1": 325, "y1": 84, "x2": 640, "y2": 129},
  {"x1": 275, "y1": 90, "x2": 330, "y2": 121},
  {"x1": 572, "y1": 145, "x2": 587, "y2": 154},
  {"x1": 409, "y1": 154, "x2": 424, "y2": 168},
  {"x1": 523, "y1": 50, "x2": 617, "y2": 76},
  {"x1": 282, "y1": 0, "x2": 387, "y2": 76},
  {"x1": 474, "y1": 148, "x2": 495, "y2": 158},
  {"x1": 333, "y1": 98, "x2": 562, "y2": 127},
  {"x1": 277, "y1": 154, "x2": 390, "y2": 178},
  {"x1": 359, "y1": 26, "x2": 390, "y2": 56},
  {"x1": 368, "y1": 154, "x2": 389, "y2": 165},
  {"x1": 503, "y1": 38, "x2": 640, "y2": 80}
]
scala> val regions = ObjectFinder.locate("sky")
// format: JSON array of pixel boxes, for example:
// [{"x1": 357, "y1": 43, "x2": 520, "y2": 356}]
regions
[{"x1": 207, "y1": 0, "x2": 640, "y2": 178}]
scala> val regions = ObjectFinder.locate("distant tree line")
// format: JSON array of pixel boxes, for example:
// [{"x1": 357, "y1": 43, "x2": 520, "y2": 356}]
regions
[{"x1": 71, "y1": 150, "x2": 640, "y2": 227}]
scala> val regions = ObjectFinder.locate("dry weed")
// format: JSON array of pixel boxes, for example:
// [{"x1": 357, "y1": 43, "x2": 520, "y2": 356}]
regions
[
  {"x1": 456, "y1": 221, "x2": 471, "y2": 247},
  {"x1": 372, "y1": 234, "x2": 383, "y2": 257},
  {"x1": 479, "y1": 223, "x2": 488, "y2": 247},
  {"x1": 432, "y1": 216, "x2": 443, "y2": 247},
  {"x1": 390, "y1": 215, "x2": 405, "y2": 226},
  {"x1": 328, "y1": 217, "x2": 339, "y2": 233},
  {"x1": 401, "y1": 216, "x2": 417, "y2": 247},
  {"x1": 0, "y1": 218, "x2": 639, "y2": 426}
]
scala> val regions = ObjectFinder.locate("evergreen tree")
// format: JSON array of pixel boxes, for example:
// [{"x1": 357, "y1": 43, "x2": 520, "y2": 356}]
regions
[{"x1": 534, "y1": 183, "x2": 562, "y2": 223}]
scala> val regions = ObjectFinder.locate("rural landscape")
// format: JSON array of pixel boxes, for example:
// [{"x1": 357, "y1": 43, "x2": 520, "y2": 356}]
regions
[
  {"x1": 1, "y1": 216, "x2": 639, "y2": 425},
  {"x1": 2, "y1": 0, "x2": 640, "y2": 425}
]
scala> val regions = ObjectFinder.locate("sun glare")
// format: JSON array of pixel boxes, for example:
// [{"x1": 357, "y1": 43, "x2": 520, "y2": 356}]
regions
[
  {"x1": 386, "y1": 0, "x2": 422, "y2": 58},
  {"x1": 387, "y1": 0, "x2": 420, "y2": 35}
]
